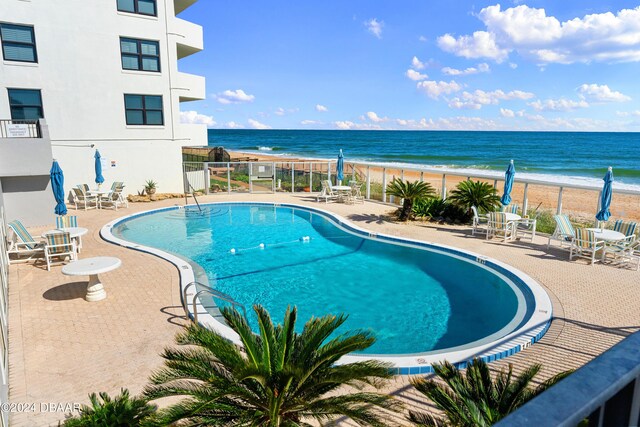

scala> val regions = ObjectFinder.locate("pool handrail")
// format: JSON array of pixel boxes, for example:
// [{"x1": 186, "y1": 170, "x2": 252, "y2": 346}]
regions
[{"x1": 183, "y1": 281, "x2": 248, "y2": 322}]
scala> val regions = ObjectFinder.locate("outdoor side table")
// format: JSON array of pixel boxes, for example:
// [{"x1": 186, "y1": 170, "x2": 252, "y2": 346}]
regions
[{"x1": 62, "y1": 257, "x2": 122, "y2": 302}]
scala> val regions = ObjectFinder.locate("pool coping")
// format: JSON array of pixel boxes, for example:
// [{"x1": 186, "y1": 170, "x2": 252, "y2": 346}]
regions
[{"x1": 100, "y1": 201, "x2": 553, "y2": 374}]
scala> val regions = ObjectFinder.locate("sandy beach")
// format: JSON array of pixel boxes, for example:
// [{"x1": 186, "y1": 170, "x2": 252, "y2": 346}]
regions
[{"x1": 227, "y1": 150, "x2": 640, "y2": 222}]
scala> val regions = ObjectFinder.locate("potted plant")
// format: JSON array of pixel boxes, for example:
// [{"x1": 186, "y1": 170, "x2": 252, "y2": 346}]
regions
[{"x1": 144, "y1": 180, "x2": 158, "y2": 195}]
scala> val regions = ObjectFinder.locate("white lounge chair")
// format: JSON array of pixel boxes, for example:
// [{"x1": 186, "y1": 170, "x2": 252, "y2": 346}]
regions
[
  {"x1": 316, "y1": 180, "x2": 339, "y2": 203},
  {"x1": 349, "y1": 181, "x2": 364, "y2": 204},
  {"x1": 99, "y1": 185, "x2": 128, "y2": 210},
  {"x1": 72, "y1": 187, "x2": 98, "y2": 210},
  {"x1": 6, "y1": 220, "x2": 45, "y2": 264},
  {"x1": 548, "y1": 214, "x2": 575, "y2": 250},
  {"x1": 471, "y1": 206, "x2": 488, "y2": 237}
]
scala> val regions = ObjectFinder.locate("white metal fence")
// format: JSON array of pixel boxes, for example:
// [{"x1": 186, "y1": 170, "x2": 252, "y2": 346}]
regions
[{"x1": 183, "y1": 161, "x2": 640, "y2": 221}]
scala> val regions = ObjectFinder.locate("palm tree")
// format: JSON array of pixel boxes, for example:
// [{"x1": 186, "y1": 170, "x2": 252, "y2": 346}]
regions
[
  {"x1": 144, "y1": 305, "x2": 399, "y2": 426},
  {"x1": 63, "y1": 389, "x2": 156, "y2": 426},
  {"x1": 408, "y1": 358, "x2": 572, "y2": 426},
  {"x1": 386, "y1": 178, "x2": 436, "y2": 221},
  {"x1": 448, "y1": 180, "x2": 500, "y2": 215}
]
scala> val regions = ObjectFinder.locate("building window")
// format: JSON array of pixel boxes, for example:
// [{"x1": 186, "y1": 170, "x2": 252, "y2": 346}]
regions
[
  {"x1": 124, "y1": 94, "x2": 163, "y2": 125},
  {"x1": 8, "y1": 89, "x2": 43, "y2": 120},
  {"x1": 120, "y1": 38, "x2": 160, "y2": 72},
  {"x1": 117, "y1": 0, "x2": 157, "y2": 16},
  {"x1": 0, "y1": 23, "x2": 37, "y2": 63}
]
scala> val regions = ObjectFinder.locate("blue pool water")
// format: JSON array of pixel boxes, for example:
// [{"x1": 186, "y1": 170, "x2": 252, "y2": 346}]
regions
[{"x1": 113, "y1": 203, "x2": 525, "y2": 355}]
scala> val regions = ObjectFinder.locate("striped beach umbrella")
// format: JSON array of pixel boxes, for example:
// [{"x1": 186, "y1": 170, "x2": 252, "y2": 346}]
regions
[
  {"x1": 595, "y1": 167, "x2": 614, "y2": 222},
  {"x1": 500, "y1": 159, "x2": 515, "y2": 206},
  {"x1": 336, "y1": 149, "x2": 344, "y2": 185},
  {"x1": 50, "y1": 160, "x2": 67, "y2": 216}
]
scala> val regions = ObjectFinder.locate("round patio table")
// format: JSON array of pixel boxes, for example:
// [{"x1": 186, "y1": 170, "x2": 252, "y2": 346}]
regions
[
  {"x1": 62, "y1": 257, "x2": 121, "y2": 302},
  {"x1": 586, "y1": 228, "x2": 626, "y2": 242}
]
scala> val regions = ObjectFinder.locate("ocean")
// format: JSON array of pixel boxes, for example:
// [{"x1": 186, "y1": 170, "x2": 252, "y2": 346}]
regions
[{"x1": 207, "y1": 130, "x2": 640, "y2": 190}]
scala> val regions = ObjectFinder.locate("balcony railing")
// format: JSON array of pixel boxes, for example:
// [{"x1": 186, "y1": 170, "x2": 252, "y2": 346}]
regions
[
  {"x1": 496, "y1": 331, "x2": 640, "y2": 427},
  {"x1": 0, "y1": 120, "x2": 41, "y2": 139}
]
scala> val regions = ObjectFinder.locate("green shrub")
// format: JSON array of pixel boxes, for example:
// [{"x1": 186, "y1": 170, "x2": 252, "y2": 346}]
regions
[
  {"x1": 448, "y1": 180, "x2": 501, "y2": 214},
  {"x1": 413, "y1": 197, "x2": 447, "y2": 218},
  {"x1": 63, "y1": 389, "x2": 156, "y2": 426}
]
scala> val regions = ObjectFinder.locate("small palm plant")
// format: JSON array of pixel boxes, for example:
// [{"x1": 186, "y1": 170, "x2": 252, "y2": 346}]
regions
[
  {"x1": 63, "y1": 389, "x2": 156, "y2": 426},
  {"x1": 144, "y1": 305, "x2": 399, "y2": 426},
  {"x1": 386, "y1": 178, "x2": 436, "y2": 221},
  {"x1": 448, "y1": 180, "x2": 500, "y2": 215},
  {"x1": 408, "y1": 358, "x2": 572, "y2": 426}
]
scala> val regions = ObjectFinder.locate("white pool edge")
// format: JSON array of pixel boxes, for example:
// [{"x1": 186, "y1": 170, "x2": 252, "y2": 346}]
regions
[{"x1": 100, "y1": 201, "x2": 553, "y2": 374}]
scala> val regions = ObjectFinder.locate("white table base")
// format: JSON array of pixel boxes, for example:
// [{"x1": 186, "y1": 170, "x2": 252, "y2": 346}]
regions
[{"x1": 85, "y1": 274, "x2": 107, "y2": 302}]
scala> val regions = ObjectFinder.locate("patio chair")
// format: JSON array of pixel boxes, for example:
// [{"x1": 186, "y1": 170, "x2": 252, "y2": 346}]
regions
[
  {"x1": 612, "y1": 220, "x2": 637, "y2": 238},
  {"x1": 602, "y1": 239, "x2": 640, "y2": 271},
  {"x1": 547, "y1": 214, "x2": 575, "y2": 250},
  {"x1": 99, "y1": 187, "x2": 128, "y2": 210},
  {"x1": 471, "y1": 206, "x2": 488, "y2": 237},
  {"x1": 6, "y1": 220, "x2": 45, "y2": 264},
  {"x1": 570, "y1": 228, "x2": 605, "y2": 265},
  {"x1": 515, "y1": 214, "x2": 538, "y2": 242},
  {"x1": 44, "y1": 231, "x2": 77, "y2": 271},
  {"x1": 502, "y1": 204, "x2": 519, "y2": 215},
  {"x1": 56, "y1": 215, "x2": 78, "y2": 229},
  {"x1": 72, "y1": 187, "x2": 98, "y2": 210},
  {"x1": 349, "y1": 181, "x2": 365, "y2": 204},
  {"x1": 486, "y1": 212, "x2": 514, "y2": 242},
  {"x1": 316, "y1": 180, "x2": 338, "y2": 203}
]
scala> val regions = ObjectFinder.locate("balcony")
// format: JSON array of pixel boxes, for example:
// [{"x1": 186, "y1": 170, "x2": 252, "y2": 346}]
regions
[
  {"x1": 171, "y1": 18, "x2": 203, "y2": 59},
  {"x1": 173, "y1": 72, "x2": 205, "y2": 102},
  {"x1": 174, "y1": 0, "x2": 197, "y2": 15}
]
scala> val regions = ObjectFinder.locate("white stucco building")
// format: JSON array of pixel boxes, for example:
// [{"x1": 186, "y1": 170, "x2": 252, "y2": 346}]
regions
[{"x1": 0, "y1": 0, "x2": 206, "y2": 195}]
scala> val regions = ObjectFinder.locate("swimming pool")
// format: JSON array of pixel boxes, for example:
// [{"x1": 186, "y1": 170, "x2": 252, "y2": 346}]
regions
[{"x1": 102, "y1": 202, "x2": 552, "y2": 371}]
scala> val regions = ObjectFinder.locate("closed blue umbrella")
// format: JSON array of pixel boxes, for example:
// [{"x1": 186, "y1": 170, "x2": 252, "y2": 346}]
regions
[
  {"x1": 500, "y1": 159, "x2": 515, "y2": 206},
  {"x1": 336, "y1": 149, "x2": 344, "y2": 185},
  {"x1": 596, "y1": 167, "x2": 614, "y2": 222},
  {"x1": 94, "y1": 149, "x2": 104, "y2": 187},
  {"x1": 50, "y1": 160, "x2": 67, "y2": 215}
]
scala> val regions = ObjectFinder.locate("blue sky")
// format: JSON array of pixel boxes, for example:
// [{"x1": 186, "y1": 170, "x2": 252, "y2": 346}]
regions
[{"x1": 178, "y1": 1, "x2": 640, "y2": 131}]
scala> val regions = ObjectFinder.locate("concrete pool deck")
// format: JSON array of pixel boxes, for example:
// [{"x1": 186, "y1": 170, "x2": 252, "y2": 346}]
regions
[{"x1": 8, "y1": 193, "x2": 640, "y2": 426}]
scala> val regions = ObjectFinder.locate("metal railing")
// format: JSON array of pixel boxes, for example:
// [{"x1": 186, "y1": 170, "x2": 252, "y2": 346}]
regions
[
  {"x1": 0, "y1": 207, "x2": 10, "y2": 427},
  {"x1": 182, "y1": 281, "x2": 247, "y2": 323},
  {"x1": 0, "y1": 119, "x2": 41, "y2": 138},
  {"x1": 496, "y1": 331, "x2": 640, "y2": 427},
  {"x1": 183, "y1": 160, "x2": 640, "y2": 221}
]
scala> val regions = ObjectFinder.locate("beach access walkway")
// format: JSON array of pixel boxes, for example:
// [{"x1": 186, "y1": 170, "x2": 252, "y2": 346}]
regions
[{"x1": 7, "y1": 193, "x2": 640, "y2": 426}]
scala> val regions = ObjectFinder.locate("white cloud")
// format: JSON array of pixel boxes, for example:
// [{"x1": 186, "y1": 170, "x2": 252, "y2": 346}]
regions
[
  {"x1": 274, "y1": 107, "x2": 299, "y2": 116},
  {"x1": 528, "y1": 98, "x2": 589, "y2": 111},
  {"x1": 437, "y1": 4, "x2": 640, "y2": 64},
  {"x1": 180, "y1": 111, "x2": 216, "y2": 127},
  {"x1": 438, "y1": 31, "x2": 510, "y2": 62},
  {"x1": 441, "y1": 63, "x2": 490, "y2": 76},
  {"x1": 419, "y1": 35, "x2": 428, "y2": 42},
  {"x1": 509, "y1": 62, "x2": 518, "y2": 69},
  {"x1": 448, "y1": 89, "x2": 534, "y2": 109},
  {"x1": 365, "y1": 18, "x2": 384, "y2": 39},
  {"x1": 333, "y1": 120, "x2": 383, "y2": 130},
  {"x1": 300, "y1": 120, "x2": 324, "y2": 125},
  {"x1": 500, "y1": 108, "x2": 515, "y2": 117},
  {"x1": 224, "y1": 121, "x2": 244, "y2": 129},
  {"x1": 411, "y1": 56, "x2": 426, "y2": 70},
  {"x1": 215, "y1": 89, "x2": 255, "y2": 104},
  {"x1": 416, "y1": 80, "x2": 463, "y2": 99},
  {"x1": 406, "y1": 69, "x2": 429, "y2": 81},
  {"x1": 366, "y1": 111, "x2": 388, "y2": 123},
  {"x1": 247, "y1": 118, "x2": 271, "y2": 129},
  {"x1": 315, "y1": 104, "x2": 328, "y2": 112},
  {"x1": 577, "y1": 84, "x2": 631, "y2": 102}
]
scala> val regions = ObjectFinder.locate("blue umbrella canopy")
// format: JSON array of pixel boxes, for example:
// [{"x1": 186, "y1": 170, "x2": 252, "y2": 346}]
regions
[
  {"x1": 336, "y1": 149, "x2": 344, "y2": 183},
  {"x1": 94, "y1": 149, "x2": 105, "y2": 185},
  {"x1": 595, "y1": 167, "x2": 614, "y2": 222},
  {"x1": 50, "y1": 160, "x2": 67, "y2": 215},
  {"x1": 500, "y1": 159, "x2": 515, "y2": 206}
]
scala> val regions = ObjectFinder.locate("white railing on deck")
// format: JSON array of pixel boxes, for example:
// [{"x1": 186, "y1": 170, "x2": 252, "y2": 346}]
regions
[
  {"x1": 0, "y1": 206, "x2": 9, "y2": 427},
  {"x1": 183, "y1": 161, "x2": 640, "y2": 219}
]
